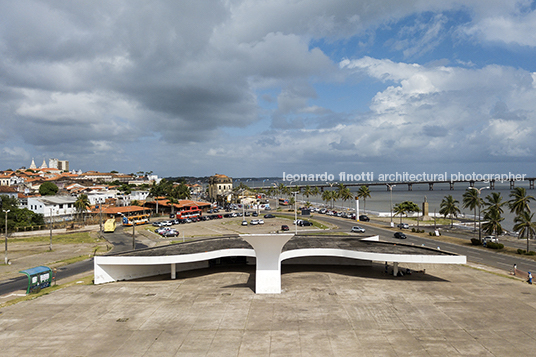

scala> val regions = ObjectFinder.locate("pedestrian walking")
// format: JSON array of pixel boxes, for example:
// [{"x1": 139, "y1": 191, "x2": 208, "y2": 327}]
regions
[
  {"x1": 513, "y1": 264, "x2": 517, "y2": 276},
  {"x1": 528, "y1": 271, "x2": 532, "y2": 285}
]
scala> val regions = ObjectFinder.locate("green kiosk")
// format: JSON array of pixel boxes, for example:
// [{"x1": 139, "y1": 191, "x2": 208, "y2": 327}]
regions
[{"x1": 19, "y1": 266, "x2": 53, "y2": 294}]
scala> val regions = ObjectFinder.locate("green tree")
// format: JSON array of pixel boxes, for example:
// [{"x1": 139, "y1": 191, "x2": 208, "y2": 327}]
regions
[
  {"x1": 356, "y1": 186, "x2": 371, "y2": 214},
  {"x1": 303, "y1": 185, "x2": 312, "y2": 200},
  {"x1": 322, "y1": 190, "x2": 333, "y2": 208},
  {"x1": 74, "y1": 194, "x2": 91, "y2": 224},
  {"x1": 482, "y1": 207, "x2": 504, "y2": 237},
  {"x1": 393, "y1": 201, "x2": 420, "y2": 224},
  {"x1": 509, "y1": 187, "x2": 534, "y2": 216},
  {"x1": 393, "y1": 203, "x2": 406, "y2": 224},
  {"x1": 483, "y1": 192, "x2": 506, "y2": 216},
  {"x1": 336, "y1": 184, "x2": 351, "y2": 209},
  {"x1": 513, "y1": 210, "x2": 536, "y2": 252},
  {"x1": 172, "y1": 183, "x2": 191, "y2": 200},
  {"x1": 462, "y1": 188, "x2": 482, "y2": 233},
  {"x1": 311, "y1": 186, "x2": 320, "y2": 197},
  {"x1": 119, "y1": 183, "x2": 132, "y2": 195},
  {"x1": 439, "y1": 195, "x2": 461, "y2": 227},
  {"x1": 39, "y1": 182, "x2": 58, "y2": 196}
]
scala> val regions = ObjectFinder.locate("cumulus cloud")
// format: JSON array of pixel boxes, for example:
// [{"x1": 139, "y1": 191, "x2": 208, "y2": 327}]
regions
[{"x1": 1, "y1": 1, "x2": 536, "y2": 175}]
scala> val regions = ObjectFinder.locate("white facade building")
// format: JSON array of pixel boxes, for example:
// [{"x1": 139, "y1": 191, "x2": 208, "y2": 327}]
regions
[{"x1": 27, "y1": 196, "x2": 78, "y2": 222}]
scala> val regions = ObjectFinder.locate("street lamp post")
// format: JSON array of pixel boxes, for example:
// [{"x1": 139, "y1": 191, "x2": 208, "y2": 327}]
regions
[
  {"x1": 386, "y1": 184, "x2": 396, "y2": 226},
  {"x1": 468, "y1": 186, "x2": 489, "y2": 242},
  {"x1": 3, "y1": 209, "x2": 10, "y2": 265},
  {"x1": 293, "y1": 191, "x2": 298, "y2": 235}
]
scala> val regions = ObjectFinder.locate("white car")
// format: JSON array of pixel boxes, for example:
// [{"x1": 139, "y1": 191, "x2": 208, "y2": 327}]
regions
[
  {"x1": 483, "y1": 236, "x2": 499, "y2": 243},
  {"x1": 258, "y1": 219, "x2": 264, "y2": 225},
  {"x1": 250, "y1": 219, "x2": 259, "y2": 225},
  {"x1": 351, "y1": 226, "x2": 365, "y2": 233}
]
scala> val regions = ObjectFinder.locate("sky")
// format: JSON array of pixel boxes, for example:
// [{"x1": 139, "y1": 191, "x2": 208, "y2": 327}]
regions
[{"x1": 1, "y1": 0, "x2": 536, "y2": 180}]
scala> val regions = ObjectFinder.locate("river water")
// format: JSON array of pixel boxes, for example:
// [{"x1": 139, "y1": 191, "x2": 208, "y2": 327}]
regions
[{"x1": 243, "y1": 179, "x2": 536, "y2": 232}]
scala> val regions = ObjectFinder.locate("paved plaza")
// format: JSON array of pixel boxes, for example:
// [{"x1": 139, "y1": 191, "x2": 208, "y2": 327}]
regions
[{"x1": 1, "y1": 262, "x2": 535, "y2": 356}]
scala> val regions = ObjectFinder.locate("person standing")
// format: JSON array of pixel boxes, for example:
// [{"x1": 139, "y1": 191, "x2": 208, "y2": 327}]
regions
[
  {"x1": 513, "y1": 264, "x2": 517, "y2": 276},
  {"x1": 528, "y1": 271, "x2": 533, "y2": 285}
]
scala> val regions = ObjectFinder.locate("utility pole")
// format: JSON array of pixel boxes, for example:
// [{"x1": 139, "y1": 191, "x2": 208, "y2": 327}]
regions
[
  {"x1": 4, "y1": 209, "x2": 10, "y2": 265},
  {"x1": 49, "y1": 208, "x2": 53, "y2": 251}
]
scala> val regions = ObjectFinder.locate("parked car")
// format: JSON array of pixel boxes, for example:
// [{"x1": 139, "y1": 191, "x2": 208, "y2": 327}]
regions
[
  {"x1": 359, "y1": 215, "x2": 370, "y2": 222},
  {"x1": 152, "y1": 222, "x2": 163, "y2": 227},
  {"x1": 483, "y1": 236, "x2": 499, "y2": 244},
  {"x1": 299, "y1": 220, "x2": 312, "y2": 227},
  {"x1": 241, "y1": 220, "x2": 248, "y2": 226},
  {"x1": 250, "y1": 219, "x2": 259, "y2": 225},
  {"x1": 351, "y1": 226, "x2": 365, "y2": 233},
  {"x1": 258, "y1": 219, "x2": 264, "y2": 225},
  {"x1": 281, "y1": 225, "x2": 289, "y2": 231},
  {"x1": 161, "y1": 230, "x2": 179, "y2": 237},
  {"x1": 264, "y1": 214, "x2": 275, "y2": 218},
  {"x1": 397, "y1": 223, "x2": 409, "y2": 229},
  {"x1": 394, "y1": 232, "x2": 407, "y2": 239},
  {"x1": 252, "y1": 212, "x2": 258, "y2": 217}
]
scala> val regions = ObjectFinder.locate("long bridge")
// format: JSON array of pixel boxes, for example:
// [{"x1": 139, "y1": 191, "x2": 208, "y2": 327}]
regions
[{"x1": 250, "y1": 178, "x2": 536, "y2": 192}]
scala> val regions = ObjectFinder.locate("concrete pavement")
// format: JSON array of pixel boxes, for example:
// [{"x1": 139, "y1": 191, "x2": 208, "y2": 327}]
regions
[{"x1": 1, "y1": 262, "x2": 535, "y2": 356}]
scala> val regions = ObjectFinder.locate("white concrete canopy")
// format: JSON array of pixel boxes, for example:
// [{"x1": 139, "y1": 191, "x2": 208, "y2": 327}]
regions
[
  {"x1": 94, "y1": 234, "x2": 466, "y2": 294},
  {"x1": 241, "y1": 234, "x2": 294, "y2": 294}
]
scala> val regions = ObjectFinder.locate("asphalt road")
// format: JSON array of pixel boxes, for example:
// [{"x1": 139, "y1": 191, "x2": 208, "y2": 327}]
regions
[
  {"x1": 0, "y1": 226, "x2": 146, "y2": 297},
  {"x1": 316, "y1": 214, "x2": 536, "y2": 274},
  {"x1": 2, "y1": 214, "x2": 535, "y2": 297}
]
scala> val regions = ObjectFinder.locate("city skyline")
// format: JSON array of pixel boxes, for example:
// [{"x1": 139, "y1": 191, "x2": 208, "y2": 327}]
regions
[{"x1": 1, "y1": 1, "x2": 536, "y2": 178}]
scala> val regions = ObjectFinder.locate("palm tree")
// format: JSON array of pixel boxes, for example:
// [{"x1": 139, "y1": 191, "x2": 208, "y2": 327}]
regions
[
  {"x1": 393, "y1": 203, "x2": 407, "y2": 224},
  {"x1": 303, "y1": 185, "x2": 312, "y2": 200},
  {"x1": 462, "y1": 188, "x2": 482, "y2": 233},
  {"x1": 74, "y1": 194, "x2": 90, "y2": 225},
  {"x1": 277, "y1": 183, "x2": 286, "y2": 197},
  {"x1": 322, "y1": 190, "x2": 333, "y2": 208},
  {"x1": 513, "y1": 211, "x2": 536, "y2": 252},
  {"x1": 311, "y1": 186, "x2": 320, "y2": 197},
  {"x1": 483, "y1": 192, "x2": 506, "y2": 216},
  {"x1": 482, "y1": 207, "x2": 504, "y2": 237},
  {"x1": 439, "y1": 195, "x2": 461, "y2": 227},
  {"x1": 339, "y1": 187, "x2": 352, "y2": 209},
  {"x1": 509, "y1": 187, "x2": 534, "y2": 216},
  {"x1": 356, "y1": 186, "x2": 371, "y2": 214}
]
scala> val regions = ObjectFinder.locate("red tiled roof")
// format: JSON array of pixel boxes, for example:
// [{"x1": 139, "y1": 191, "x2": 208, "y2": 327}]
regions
[{"x1": 101, "y1": 206, "x2": 147, "y2": 214}]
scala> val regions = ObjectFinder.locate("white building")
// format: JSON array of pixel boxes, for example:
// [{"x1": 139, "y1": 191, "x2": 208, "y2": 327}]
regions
[
  {"x1": 87, "y1": 191, "x2": 117, "y2": 207},
  {"x1": 27, "y1": 196, "x2": 78, "y2": 222}
]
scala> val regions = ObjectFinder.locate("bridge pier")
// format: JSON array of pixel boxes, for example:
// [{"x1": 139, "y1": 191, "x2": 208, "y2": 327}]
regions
[
  {"x1": 530, "y1": 179, "x2": 535, "y2": 190},
  {"x1": 449, "y1": 182, "x2": 454, "y2": 190},
  {"x1": 490, "y1": 180, "x2": 495, "y2": 190},
  {"x1": 408, "y1": 184, "x2": 412, "y2": 191},
  {"x1": 510, "y1": 180, "x2": 515, "y2": 189},
  {"x1": 469, "y1": 181, "x2": 474, "y2": 188},
  {"x1": 428, "y1": 183, "x2": 434, "y2": 191}
]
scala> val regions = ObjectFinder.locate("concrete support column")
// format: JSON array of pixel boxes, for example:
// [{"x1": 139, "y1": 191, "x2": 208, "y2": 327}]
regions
[
  {"x1": 242, "y1": 234, "x2": 294, "y2": 294},
  {"x1": 171, "y1": 263, "x2": 176, "y2": 280},
  {"x1": 393, "y1": 262, "x2": 399, "y2": 277}
]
